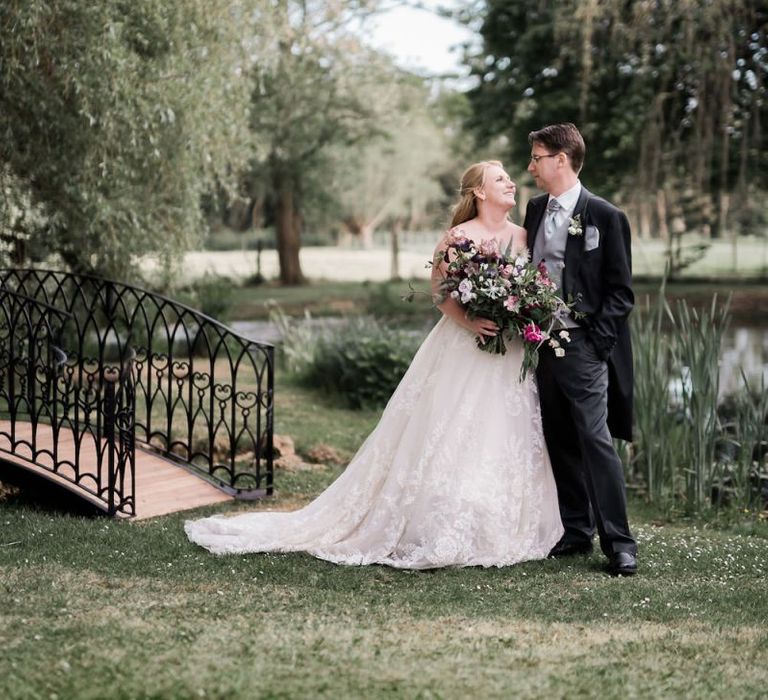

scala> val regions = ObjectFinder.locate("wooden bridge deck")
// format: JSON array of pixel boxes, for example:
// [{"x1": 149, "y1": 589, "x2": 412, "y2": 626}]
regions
[{"x1": 0, "y1": 421, "x2": 232, "y2": 520}]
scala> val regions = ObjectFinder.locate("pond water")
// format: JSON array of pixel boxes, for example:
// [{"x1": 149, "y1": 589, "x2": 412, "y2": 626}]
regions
[
  {"x1": 231, "y1": 319, "x2": 768, "y2": 399},
  {"x1": 720, "y1": 326, "x2": 768, "y2": 395}
]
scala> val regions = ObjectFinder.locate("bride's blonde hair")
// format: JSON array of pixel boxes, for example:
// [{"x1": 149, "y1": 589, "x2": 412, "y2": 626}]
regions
[{"x1": 449, "y1": 160, "x2": 504, "y2": 229}]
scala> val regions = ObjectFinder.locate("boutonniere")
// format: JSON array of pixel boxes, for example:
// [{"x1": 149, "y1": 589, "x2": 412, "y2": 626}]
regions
[{"x1": 568, "y1": 214, "x2": 583, "y2": 237}]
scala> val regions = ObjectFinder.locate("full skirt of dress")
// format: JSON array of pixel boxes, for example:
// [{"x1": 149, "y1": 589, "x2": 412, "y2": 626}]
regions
[{"x1": 185, "y1": 316, "x2": 563, "y2": 569}]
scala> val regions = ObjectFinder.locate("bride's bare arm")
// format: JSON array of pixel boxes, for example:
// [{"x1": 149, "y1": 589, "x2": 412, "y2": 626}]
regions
[{"x1": 431, "y1": 234, "x2": 498, "y2": 340}]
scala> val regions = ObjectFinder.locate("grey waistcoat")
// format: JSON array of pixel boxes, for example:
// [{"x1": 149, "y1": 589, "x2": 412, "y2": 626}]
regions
[{"x1": 532, "y1": 209, "x2": 578, "y2": 328}]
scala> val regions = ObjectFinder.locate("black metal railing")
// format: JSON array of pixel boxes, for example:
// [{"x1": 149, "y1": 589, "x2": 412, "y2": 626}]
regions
[
  {"x1": 0, "y1": 268, "x2": 274, "y2": 515},
  {"x1": 0, "y1": 287, "x2": 136, "y2": 514}
]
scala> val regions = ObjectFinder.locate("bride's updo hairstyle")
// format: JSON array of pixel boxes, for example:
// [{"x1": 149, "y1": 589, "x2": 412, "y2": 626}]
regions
[{"x1": 449, "y1": 160, "x2": 503, "y2": 228}]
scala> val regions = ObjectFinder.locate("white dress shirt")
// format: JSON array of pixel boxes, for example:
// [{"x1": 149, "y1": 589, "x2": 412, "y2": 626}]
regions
[{"x1": 547, "y1": 180, "x2": 582, "y2": 228}]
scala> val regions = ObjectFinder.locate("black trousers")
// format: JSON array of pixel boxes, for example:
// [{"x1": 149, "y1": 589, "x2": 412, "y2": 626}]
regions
[{"x1": 536, "y1": 329, "x2": 637, "y2": 556}]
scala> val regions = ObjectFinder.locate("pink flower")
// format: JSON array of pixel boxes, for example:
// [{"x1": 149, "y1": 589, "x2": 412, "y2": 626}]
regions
[
  {"x1": 478, "y1": 238, "x2": 500, "y2": 256},
  {"x1": 523, "y1": 323, "x2": 543, "y2": 343},
  {"x1": 535, "y1": 265, "x2": 553, "y2": 285},
  {"x1": 446, "y1": 229, "x2": 469, "y2": 247},
  {"x1": 504, "y1": 295, "x2": 520, "y2": 312},
  {"x1": 500, "y1": 264, "x2": 514, "y2": 278}
]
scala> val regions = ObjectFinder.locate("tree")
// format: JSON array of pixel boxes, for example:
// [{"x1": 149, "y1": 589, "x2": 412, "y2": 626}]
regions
[
  {"x1": 244, "y1": 0, "x2": 387, "y2": 285},
  {"x1": 460, "y1": 0, "x2": 768, "y2": 248},
  {"x1": 0, "y1": 0, "x2": 256, "y2": 280},
  {"x1": 331, "y1": 73, "x2": 453, "y2": 250}
]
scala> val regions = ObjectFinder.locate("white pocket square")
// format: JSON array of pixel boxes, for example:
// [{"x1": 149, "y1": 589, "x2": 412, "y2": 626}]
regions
[{"x1": 585, "y1": 225, "x2": 600, "y2": 251}]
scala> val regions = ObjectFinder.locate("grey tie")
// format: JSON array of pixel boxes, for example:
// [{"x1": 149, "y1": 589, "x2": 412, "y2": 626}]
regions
[{"x1": 545, "y1": 198, "x2": 561, "y2": 240}]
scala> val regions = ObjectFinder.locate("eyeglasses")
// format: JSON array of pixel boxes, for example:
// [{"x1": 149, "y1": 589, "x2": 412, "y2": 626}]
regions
[{"x1": 529, "y1": 153, "x2": 560, "y2": 164}]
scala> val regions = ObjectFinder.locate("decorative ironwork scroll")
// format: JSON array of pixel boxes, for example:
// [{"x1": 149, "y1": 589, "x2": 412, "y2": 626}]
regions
[{"x1": 0, "y1": 268, "x2": 274, "y2": 514}]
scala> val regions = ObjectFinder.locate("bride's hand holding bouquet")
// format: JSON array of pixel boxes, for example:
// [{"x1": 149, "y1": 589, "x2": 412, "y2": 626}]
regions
[{"x1": 432, "y1": 228, "x2": 575, "y2": 381}]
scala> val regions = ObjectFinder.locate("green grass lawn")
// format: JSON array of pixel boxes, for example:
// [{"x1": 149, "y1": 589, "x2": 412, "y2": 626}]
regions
[{"x1": 2, "y1": 381, "x2": 768, "y2": 699}]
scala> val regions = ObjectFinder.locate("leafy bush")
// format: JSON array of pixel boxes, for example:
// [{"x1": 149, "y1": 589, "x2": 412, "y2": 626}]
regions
[
  {"x1": 273, "y1": 309, "x2": 424, "y2": 409},
  {"x1": 270, "y1": 305, "x2": 320, "y2": 376},
  {"x1": 309, "y1": 320, "x2": 423, "y2": 409},
  {"x1": 177, "y1": 273, "x2": 234, "y2": 322}
]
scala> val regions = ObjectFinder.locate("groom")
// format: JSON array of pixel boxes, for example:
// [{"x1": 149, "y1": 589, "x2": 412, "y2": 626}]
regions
[{"x1": 523, "y1": 123, "x2": 637, "y2": 576}]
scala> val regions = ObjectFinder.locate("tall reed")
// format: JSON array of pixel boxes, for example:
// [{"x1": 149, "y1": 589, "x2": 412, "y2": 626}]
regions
[
  {"x1": 723, "y1": 372, "x2": 768, "y2": 510},
  {"x1": 631, "y1": 282, "x2": 686, "y2": 510},
  {"x1": 671, "y1": 295, "x2": 731, "y2": 513},
  {"x1": 629, "y1": 285, "x2": 759, "y2": 515}
]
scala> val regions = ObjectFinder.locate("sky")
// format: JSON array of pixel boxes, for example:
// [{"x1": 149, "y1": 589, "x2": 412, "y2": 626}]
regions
[{"x1": 363, "y1": 1, "x2": 477, "y2": 78}]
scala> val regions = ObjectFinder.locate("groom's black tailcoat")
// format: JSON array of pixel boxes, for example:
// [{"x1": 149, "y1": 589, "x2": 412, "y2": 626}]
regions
[
  {"x1": 525, "y1": 186, "x2": 633, "y2": 441},
  {"x1": 524, "y1": 185, "x2": 636, "y2": 556}
]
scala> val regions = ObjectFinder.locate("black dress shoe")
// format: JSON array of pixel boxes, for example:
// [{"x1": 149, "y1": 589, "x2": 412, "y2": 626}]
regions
[
  {"x1": 608, "y1": 551, "x2": 637, "y2": 576},
  {"x1": 548, "y1": 540, "x2": 594, "y2": 558}
]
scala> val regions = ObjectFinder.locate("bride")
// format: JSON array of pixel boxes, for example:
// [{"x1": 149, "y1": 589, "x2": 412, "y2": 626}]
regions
[{"x1": 185, "y1": 160, "x2": 564, "y2": 569}]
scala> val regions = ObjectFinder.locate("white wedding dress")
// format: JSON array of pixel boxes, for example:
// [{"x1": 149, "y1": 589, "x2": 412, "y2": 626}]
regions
[{"x1": 185, "y1": 316, "x2": 563, "y2": 569}]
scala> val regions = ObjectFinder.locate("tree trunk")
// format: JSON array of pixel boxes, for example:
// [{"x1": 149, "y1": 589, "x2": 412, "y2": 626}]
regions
[
  {"x1": 577, "y1": 0, "x2": 597, "y2": 125},
  {"x1": 359, "y1": 223, "x2": 375, "y2": 249},
  {"x1": 249, "y1": 194, "x2": 265, "y2": 230},
  {"x1": 655, "y1": 189, "x2": 670, "y2": 241},
  {"x1": 715, "y1": 94, "x2": 731, "y2": 241},
  {"x1": 274, "y1": 169, "x2": 305, "y2": 285},
  {"x1": 390, "y1": 219, "x2": 402, "y2": 281},
  {"x1": 638, "y1": 195, "x2": 651, "y2": 240},
  {"x1": 338, "y1": 229, "x2": 355, "y2": 248}
]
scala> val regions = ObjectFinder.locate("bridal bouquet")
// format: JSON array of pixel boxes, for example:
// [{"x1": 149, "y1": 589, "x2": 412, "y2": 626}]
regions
[{"x1": 433, "y1": 229, "x2": 575, "y2": 381}]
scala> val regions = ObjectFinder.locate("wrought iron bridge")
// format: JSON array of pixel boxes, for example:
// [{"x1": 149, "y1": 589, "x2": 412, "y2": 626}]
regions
[{"x1": 0, "y1": 268, "x2": 274, "y2": 519}]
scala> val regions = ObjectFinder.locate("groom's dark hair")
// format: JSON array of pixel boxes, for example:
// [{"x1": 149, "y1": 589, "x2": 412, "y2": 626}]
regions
[{"x1": 528, "y1": 123, "x2": 585, "y2": 173}]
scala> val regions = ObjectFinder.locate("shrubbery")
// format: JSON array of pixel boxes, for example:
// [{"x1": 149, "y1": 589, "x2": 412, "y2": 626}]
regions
[
  {"x1": 273, "y1": 309, "x2": 424, "y2": 409},
  {"x1": 176, "y1": 273, "x2": 234, "y2": 322}
]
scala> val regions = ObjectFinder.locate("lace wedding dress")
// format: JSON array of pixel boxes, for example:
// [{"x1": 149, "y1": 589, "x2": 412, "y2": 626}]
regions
[{"x1": 185, "y1": 316, "x2": 563, "y2": 569}]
